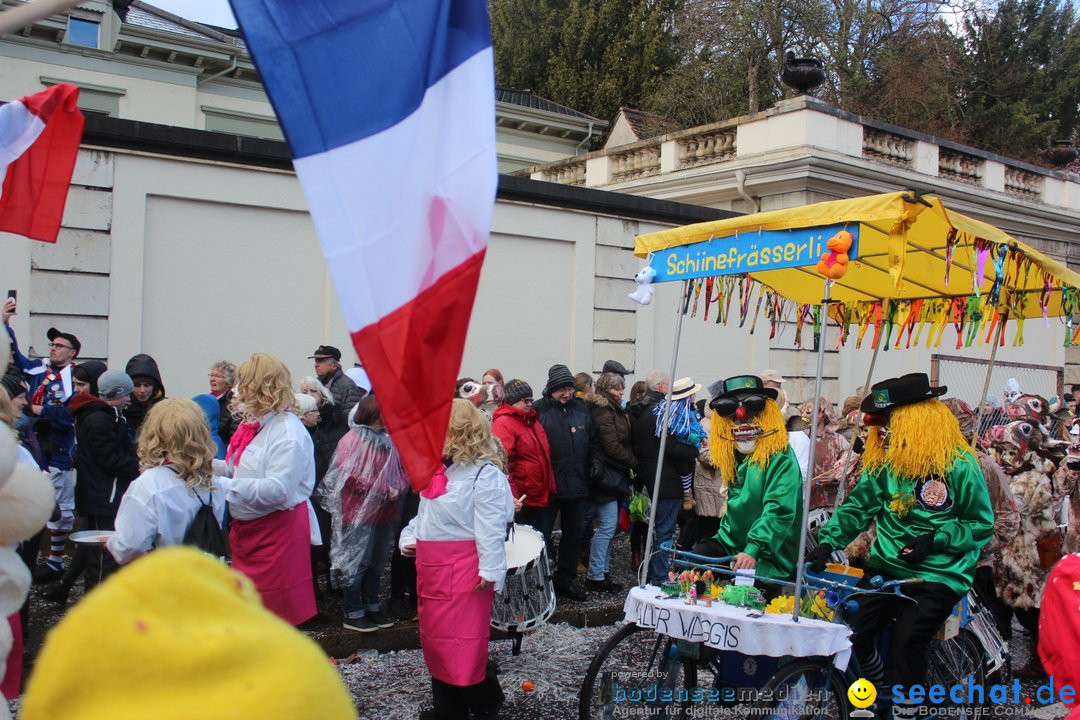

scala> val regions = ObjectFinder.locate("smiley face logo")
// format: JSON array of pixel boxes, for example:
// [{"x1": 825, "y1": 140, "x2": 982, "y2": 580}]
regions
[{"x1": 847, "y1": 678, "x2": 876, "y2": 709}]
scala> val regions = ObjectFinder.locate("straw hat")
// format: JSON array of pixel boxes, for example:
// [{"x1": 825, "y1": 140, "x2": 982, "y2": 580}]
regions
[{"x1": 670, "y1": 377, "x2": 702, "y2": 401}]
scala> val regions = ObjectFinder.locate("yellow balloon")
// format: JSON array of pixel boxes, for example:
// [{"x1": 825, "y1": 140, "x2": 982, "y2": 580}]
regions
[{"x1": 847, "y1": 678, "x2": 877, "y2": 709}]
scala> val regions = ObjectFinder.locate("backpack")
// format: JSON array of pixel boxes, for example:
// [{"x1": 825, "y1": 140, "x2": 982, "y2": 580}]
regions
[{"x1": 183, "y1": 489, "x2": 229, "y2": 558}]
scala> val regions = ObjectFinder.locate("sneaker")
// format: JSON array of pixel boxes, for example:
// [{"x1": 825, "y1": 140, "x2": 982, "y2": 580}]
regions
[
  {"x1": 367, "y1": 611, "x2": 394, "y2": 629},
  {"x1": 342, "y1": 616, "x2": 379, "y2": 633},
  {"x1": 32, "y1": 565, "x2": 64, "y2": 586}
]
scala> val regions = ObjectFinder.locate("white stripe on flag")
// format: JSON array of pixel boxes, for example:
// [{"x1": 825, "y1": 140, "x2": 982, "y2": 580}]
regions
[
  {"x1": 293, "y1": 49, "x2": 496, "y2": 333},
  {"x1": 0, "y1": 100, "x2": 46, "y2": 192}
]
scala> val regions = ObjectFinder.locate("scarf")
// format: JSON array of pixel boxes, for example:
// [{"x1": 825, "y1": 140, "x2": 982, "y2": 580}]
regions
[{"x1": 225, "y1": 419, "x2": 260, "y2": 467}]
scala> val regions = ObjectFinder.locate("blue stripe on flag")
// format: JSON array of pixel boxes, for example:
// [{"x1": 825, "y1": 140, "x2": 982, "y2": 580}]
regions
[{"x1": 229, "y1": 0, "x2": 491, "y2": 158}]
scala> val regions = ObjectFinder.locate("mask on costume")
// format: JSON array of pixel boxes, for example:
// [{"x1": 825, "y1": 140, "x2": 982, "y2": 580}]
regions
[
  {"x1": 984, "y1": 420, "x2": 1040, "y2": 475},
  {"x1": 712, "y1": 393, "x2": 770, "y2": 454}
]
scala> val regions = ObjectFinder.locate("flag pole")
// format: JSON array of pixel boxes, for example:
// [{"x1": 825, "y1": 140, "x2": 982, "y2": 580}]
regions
[
  {"x1": 792, "y1": 279, "x2": 832, "y2": 622},
  {"x1": 639, "y1": 280, "x2": 689, "y2": 587},
  {"x1": 0, "y1": 0, "x2": 83, "y2": 36},
  {"x1": 971, "y1": 313, "x2": 1007, "y2": 445}
]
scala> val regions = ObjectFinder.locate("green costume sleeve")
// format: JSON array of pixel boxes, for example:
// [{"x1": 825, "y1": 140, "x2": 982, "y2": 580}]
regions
[
  {"x1": 743, "y1": 450, "x2": 801, "y2": 562},
  {"x1": 817, "y1": 467, "x2": 886, "y2": 550},
  {"x1": 930, "y1": 453, "x2": 994, "y2": 554}
]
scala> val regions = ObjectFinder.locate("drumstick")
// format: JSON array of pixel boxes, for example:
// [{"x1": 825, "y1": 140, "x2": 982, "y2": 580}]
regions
[{"x1": 517, "y1": 494, "x2": 527, "y2": 503}]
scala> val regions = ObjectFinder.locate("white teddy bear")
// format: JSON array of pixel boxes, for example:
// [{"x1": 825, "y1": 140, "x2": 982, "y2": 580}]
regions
[{"x1": 628, "y1": 265, "x2": 657, "y2": 305}]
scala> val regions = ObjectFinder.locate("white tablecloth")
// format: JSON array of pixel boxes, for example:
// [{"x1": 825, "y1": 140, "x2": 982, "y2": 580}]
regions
[{"x1": 623, "y1": 585, "x2": 853, "y2": 670}]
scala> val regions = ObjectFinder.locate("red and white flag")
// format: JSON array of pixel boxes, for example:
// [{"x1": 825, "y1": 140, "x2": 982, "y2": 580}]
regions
[{"x1": 0, "y1": 84, "x2": 84, "y2": 243}]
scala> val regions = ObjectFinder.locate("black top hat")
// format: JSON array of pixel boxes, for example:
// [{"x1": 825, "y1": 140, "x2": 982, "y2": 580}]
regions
[
  {"x1": 860, "y1": 373, "x2": 947, "y2": 414},
  {"x1": 47, "y1": 327, "x2": 80, "y2": 356},
  {"x1": 710, "y1": 375, "x2": 778, "y2": 403},
  {"x1": 308, "y1": 345, "x2": 342, "y2": 361}
]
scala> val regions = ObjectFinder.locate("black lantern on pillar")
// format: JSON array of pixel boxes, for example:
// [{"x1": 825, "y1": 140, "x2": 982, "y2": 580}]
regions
[{"x1": 1047, "y1": 139, "x2": 1078, "y2": 167}]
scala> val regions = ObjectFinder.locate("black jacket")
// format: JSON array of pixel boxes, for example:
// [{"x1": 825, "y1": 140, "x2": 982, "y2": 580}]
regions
[
  {"x1": 629, "y1": 391, "x2": 699, "y2": 499},
  {"x1": 124, "y1": 353, "x2": 166, "y2": 437},
  {"x1": 217, "y1": 389, "x2": 241, "y2": 446},
  {"x1": 534, "y1": 395, "x2": 600, "y2": 500},
  {"x1": 314, "y1": 369, "x2": 363, "y2": 484},
  {"x1": 70, "y1": 393, "x2": 140, "y2": 517}
]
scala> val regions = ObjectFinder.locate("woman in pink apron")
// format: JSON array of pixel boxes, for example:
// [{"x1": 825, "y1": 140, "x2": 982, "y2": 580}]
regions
[
  {"x1": 401, "y1": 399, "x2": 515, "y2": 720},
  {"x1": 216, "y1": 353, "x2": 318, "y2": 626}
]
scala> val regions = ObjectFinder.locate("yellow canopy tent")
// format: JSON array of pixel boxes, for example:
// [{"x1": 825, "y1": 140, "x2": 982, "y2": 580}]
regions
[
  {"x1": 632, "y1": 190, "x2": 1080, "y2": 618},
  {"x1": 635, "y1": 190, "x2": 1080, "y2": 321}
]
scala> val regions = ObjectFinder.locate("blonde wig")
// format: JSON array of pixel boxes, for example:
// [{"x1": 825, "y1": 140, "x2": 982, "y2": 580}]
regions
[
  {"x1": 234, "y1": 352, "x2": 297, "y2": 418},
  {"x1": 708, "y1": 399, "x2": 789, "y2": 484},
  {"x1": 862, "y1": 399, "x2": 970, "y2": 478},
  {"x1": 443, "y1": 398, "x2": 502, "y2": 468},
  {"x1": 137, "y1": 398, "x2": 216, "y2": 491}
]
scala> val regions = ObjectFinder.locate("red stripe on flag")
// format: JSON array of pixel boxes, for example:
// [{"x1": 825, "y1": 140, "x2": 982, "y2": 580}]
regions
[
  {"x1": 0, "y1": 84, "x2": 85, "y2": 243},
  {"x1": 351, "y1": 249, "x2": 486, "y2": 491}
]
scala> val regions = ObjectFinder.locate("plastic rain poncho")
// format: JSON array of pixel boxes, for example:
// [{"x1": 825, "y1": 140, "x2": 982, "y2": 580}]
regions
[{"x1": 318, "y1": 422, "x2": 409, "y2": 585}]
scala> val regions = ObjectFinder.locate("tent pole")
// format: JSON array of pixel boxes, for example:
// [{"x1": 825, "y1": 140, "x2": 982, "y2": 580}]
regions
[
  {"x1": 831, "y1": 334, "x2": 883, "y2": 513},
  {"x1": 792, "y1": 280, "x2": 833, "y2": 622},
  {"x1": 639, "y1": 280, "x2": 689, "y2": 587},
  {"x1": 971, "y1": 315, "x2": 1007, "y2": 445}
]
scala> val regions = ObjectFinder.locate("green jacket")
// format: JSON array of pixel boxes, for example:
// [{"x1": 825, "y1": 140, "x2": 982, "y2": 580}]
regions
[
  {"x1": 817, "y1": 449, "x2": 994, "y2": 594},
  {"x1": 713, "y1": 447, "x2": 803, "y2": 580}
]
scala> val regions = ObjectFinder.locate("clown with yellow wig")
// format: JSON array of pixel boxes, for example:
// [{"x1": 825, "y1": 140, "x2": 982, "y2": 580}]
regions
[
  {"x1": 692, "y1": 375, "x2": 803, "y2": 580},
  {"x1": 811, "y1": 373, "x2": 994, "y2": 716}
]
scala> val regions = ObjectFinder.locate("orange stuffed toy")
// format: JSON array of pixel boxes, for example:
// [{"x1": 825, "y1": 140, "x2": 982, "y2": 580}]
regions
[{"x1": 816, "y1": 230, "x2": 854, "y2": 279}]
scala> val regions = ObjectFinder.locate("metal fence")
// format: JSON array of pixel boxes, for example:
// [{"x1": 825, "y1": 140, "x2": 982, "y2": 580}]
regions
[{"x1": 931, "y1": 354, "x2": 1064, "y2": 409}]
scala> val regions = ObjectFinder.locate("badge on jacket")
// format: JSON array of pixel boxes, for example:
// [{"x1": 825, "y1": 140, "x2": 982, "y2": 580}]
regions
[{"x1": 915, "y1": 476, "x2": 951, "y2": 512}]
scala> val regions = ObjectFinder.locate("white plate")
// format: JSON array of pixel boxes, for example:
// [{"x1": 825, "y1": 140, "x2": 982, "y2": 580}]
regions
[{"x1": 70, "y1": 530, "x2": 115, "y2": 545}]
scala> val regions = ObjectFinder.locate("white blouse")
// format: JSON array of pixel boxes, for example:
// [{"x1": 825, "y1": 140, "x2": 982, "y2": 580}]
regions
[
  {"x1": 107, "y1": 466, "x2": 227, "y2": 565},
  {"x1": 215, "y1": 411, "x2": 315, "y2": 520},
  {"x1": 399, "y1": 461, "x2": 515, "y2": 591}
]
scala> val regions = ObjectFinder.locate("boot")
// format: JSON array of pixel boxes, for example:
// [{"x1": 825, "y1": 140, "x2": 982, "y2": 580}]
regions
[
  {"x1": 631, "y1": 550, "x2": 642, "y2": 575},
  {"x1": 578, "y1": 541, "x2": 591, "y2": 575}
]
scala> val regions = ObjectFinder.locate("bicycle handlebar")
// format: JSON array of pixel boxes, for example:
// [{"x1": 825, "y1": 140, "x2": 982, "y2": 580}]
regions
[{"x1": 658, "y1": 541, "x2": 789, "y2": 588}]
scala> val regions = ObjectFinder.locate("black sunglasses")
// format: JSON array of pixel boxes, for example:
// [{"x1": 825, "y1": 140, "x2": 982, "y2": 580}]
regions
[{"x1": 710, "y1": 394, "x2": 767, "y2": 418}]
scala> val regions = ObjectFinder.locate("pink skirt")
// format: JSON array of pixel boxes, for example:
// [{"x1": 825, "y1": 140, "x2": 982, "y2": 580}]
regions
[
  {"x1": 230, "y1": 503, "x2": 316, "y2": 626},
  {"x1": 416, "y1": 539, "x2": 492, "y2": 686}
]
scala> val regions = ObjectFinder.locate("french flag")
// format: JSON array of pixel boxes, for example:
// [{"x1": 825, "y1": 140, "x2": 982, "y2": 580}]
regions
[
  {"x1": 0, "y1": 84, "x2": 84, "y2": 243},
  {"x1": 230, "y1": 1, "x2": 496, "y2": 489}
]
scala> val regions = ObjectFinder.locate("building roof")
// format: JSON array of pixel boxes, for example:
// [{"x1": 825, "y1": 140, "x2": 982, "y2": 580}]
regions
[
  {"x1": 127, "y1": 1, "x2": 246, "y2": 49},
  {"x1": 495, "y1": 86, "x2": 604, "y2": 124}
]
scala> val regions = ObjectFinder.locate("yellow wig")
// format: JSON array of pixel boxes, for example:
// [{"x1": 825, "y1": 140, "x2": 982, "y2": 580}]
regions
[
  {"x1": 862, "y1": 398, "x2": 971, "y2": 478},
  {"x1": 709, "y1": 399, "x2": 788, "y2": 485}
]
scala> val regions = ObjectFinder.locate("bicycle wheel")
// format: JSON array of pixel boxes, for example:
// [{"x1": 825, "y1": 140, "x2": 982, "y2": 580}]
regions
[
  {"x1": 579, "y1": 624, "x2": 723, "y2": 720},
  {"x1": 753, "y1": 658, "x2": 850, "y2": 720},
  {"x1": 926, "y1": 629, "x2": 986, "y2": 709}
]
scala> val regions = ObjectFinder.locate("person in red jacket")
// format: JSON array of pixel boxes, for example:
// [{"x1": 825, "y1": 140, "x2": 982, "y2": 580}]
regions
[{"x1": 492, "y1": 379, "x2": 554, "y2": 533}]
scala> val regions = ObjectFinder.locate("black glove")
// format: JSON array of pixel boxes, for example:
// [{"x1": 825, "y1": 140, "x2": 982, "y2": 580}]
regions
[
  {"x1": 897, "y1": 532, "x2": 935, "y2": 564},
  {"x1": 809, "y1": 543, "x2": 833, "y2": 572},
  {"x1": 852, "y1": 436, "x2": 865, "y2": 455}
]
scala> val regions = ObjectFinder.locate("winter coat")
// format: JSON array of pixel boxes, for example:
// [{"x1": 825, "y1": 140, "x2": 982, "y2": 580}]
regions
[
  {"x1": 584, "y1": 390, "x2": 637, "y2": 503},
  {"x1": 70, "y1": 392, "x2": 140, "y2": 518},
  {"x1": 316, "y1": 369, "x2": 363, "y2": 471},
  {"x1": 124, "y1": 353, "x2": 166, "y2": 437},
  {"x1": 628, "y1": 391, "x2": 700, "y2": 500},
  {"x1": 217, "y1": 389, "x2": 241, "y2": 446},
  {"x1": 491, "y1": 403, "x2": 555, "y2": 508},
  {"x1": 693, "y1": 413, "x2": 727, "y2": 518},
  {"x1": 534, "y1": 394, "x2": 600, "y2": 500}
]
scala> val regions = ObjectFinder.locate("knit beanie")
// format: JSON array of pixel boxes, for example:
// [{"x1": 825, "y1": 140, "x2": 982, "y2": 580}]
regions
[
  {"x1": 97, "y1": 370, "x2": 133, "y2": 400},
  {"x1": 503, "y1": 379, "x2": 533, "y2": 406},
  {"x1": 544, "y1": 364, "x2": 575, "y2": 396},
  {"x1": 0, "y1": 371, "x2": 24, "y2": 400},
  {"x1": 20, "y1": 546, "x2": 358, "y2": 720}
]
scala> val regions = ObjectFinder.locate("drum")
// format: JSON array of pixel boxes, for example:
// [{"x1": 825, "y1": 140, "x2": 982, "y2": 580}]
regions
[{"x1": 491, "y1": 524, "x2": 556, "y2": 632}]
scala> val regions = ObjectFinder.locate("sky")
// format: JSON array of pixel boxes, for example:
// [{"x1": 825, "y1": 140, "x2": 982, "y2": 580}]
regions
[{"x1": 147, "y1": 0, "x2": 236, "y2": 29}]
